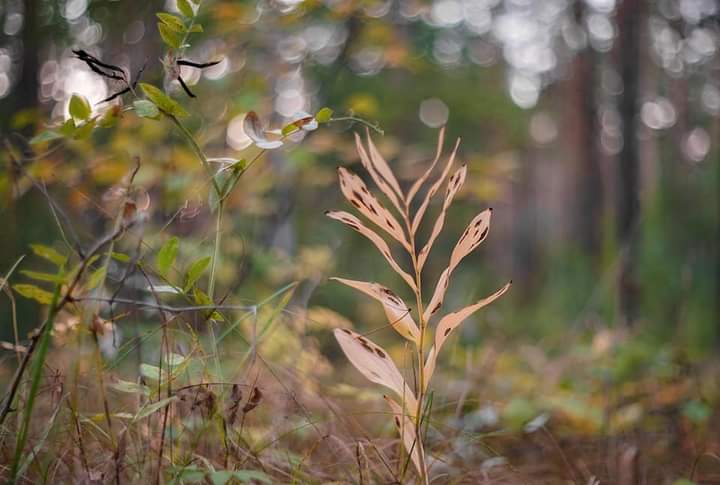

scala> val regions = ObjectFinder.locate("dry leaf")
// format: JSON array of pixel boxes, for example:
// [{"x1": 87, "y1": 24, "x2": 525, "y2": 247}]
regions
[
  {"x1": 242, "y1": 386, "x2": 263, "y2": 414},
  {"x1": 331, "y1": 277, "x2": 420, "y2": 344},
  {"x1": 417, "y1": 164, "x2": 467, "y2": 270},
  {"x1": 334, "y1": 328, "x2": 417, "y2": 412},
  {"x1": 355, "y1": 133, "x2": 404, "y2": 214},
  {"x1": 410, "y1": 138, "x2": 460, "y2": 235},
  {"x1": 422, "y1": 346, "x2": 436, "y2": 392},
  {"x1": 326, "y1": 211, "x2": 416, "y2": 291},
  {"x1": 406, "y1": 127, "x2": 445, "y2": 206},
  {"x1": 337, "y1": 167, "x2": 410, "y2": 252},
  {"x1": 365, "y1": 133, "x2": 404, "y2": 201},
  {"x1": 423, "y1": 282, "x2": 511, "y2": 387},
  {"x1": 384, "y1": 395, "x2": 424, "y2": 476},
  {"x1": 243, "y1": 111, "x2": 283, "y2": 149},
  {"x1": 424, "y1": 208, "x2": 492, "y2": 321}
]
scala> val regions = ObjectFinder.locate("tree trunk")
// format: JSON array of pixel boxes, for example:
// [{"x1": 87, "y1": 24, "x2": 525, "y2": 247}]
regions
[
  {"x1": 616, "y1": 0, "x2": 644, "y2": 326},
  {"x1": 568, "y1": 2, "x2": 603, "y2": 262}
]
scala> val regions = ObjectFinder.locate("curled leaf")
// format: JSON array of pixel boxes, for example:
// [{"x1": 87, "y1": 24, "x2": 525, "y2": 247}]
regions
[
  {"x1": 424, "y1": 208, "x2": 492, "y2": 321},
  {"x1": 331, "y1": 277, "x2": 419, "y2": 344},
  {"x1": 334, "y1": 328, "x2": 417, "y2": 412},
  {"x1": 326, "y1": 210, "x2": 416, "y2": 291},
  {"x1": 243, "y1": 111, "x2": 284, "y2": 149}
]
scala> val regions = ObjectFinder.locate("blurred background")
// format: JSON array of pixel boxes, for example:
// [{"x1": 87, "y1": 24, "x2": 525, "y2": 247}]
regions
[
  {"x1": 0, "y1": 0, "x2": 719, "y2": 480},
  {"x1": 2, "y1": 0, "x2": 718, "y2": 350}
]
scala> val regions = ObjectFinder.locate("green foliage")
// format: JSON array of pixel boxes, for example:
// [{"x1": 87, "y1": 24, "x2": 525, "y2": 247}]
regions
[
  {"x1": 12, "y1": 284, "x2": 54, "y2": 304},
  {"x1": 140, "y1": 83, "x2": 189, "y2": 118},
  {"x1": 29, "y1": 244, "x2": 67, "y2": 267},
  {"x1": 133, "y1": 100, "x2": 160, "y2": 120},
  {"x1": 177, "y1": 0, "x2": 195, "y2": 19},
  {"x1": 315, "y1": 107, "x2": 333, "y2": 123},
  {"x1": 68, "y1": 94, "x2": 91, "y2": 122},
  {"x1": 184, "y1": 255, "x2": 211, "y2": 292},
  {"x1": 156, "y1": 236, "x2": 180, "y2": 277}
]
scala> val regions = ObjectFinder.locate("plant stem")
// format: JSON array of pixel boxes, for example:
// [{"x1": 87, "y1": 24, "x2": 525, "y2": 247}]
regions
[
  {"x1": 167, "y1": 114, "x2": 224, "y2": 381},
  {"x1": 404, "y1": 203, "x2": 430, "y2": 485}
]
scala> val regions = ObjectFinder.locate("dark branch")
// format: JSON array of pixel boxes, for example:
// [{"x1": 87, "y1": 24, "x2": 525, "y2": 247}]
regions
[{"x1": 177, "y1": 76, "x2": 196, "y2": 98}]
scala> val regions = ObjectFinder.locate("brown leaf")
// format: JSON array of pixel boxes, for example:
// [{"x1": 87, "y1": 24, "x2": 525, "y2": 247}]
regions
[
  {"x1": 417, "y1": 164, "x2": 467, "y2": 270},
  {"x1": 422, "y1": 346, "x2": 436, "y2": 392},
  {"x1": 424, "y1": 208, "x2": 492, "y2": 321},
  {"x1": 242, "y1": 386, "x2": 262, "y2": 414},
  {"x1": 326, "y1": 210, "x2": 417, "y2": 291},
  {"x1": 424, "y1": 282, "x2": 511, "y2": 387},
  {"x1": 355, "y1": 133, "x2": 404, "y2": 215},
  {"x1": 384, "y1": 395, "x2": 424, "y2": 477},
  {"x1": 366, "y1": 133, "x2": 404, "y2": 202},
  {"x1": 334, "y1": 328, "x2": 417, "y2": 412},
  {"x1": 331, "y1": 277, "x2": 420, "y2": 344},
  {"x1": 225, "y1": 384, "x2": 243, "y2": 425},
  {"x1": 406, "y1": 127, "x2": 445, "y2": 206},
  {"x1": 337, "y1": 167, "x2": 410, "y2": 252},
  {"x1": 243, "y1": 111, "x2": 283, "y2": 149},
  {"x1": 410, "y1": 138, "x2": 460, "y2": 235}
]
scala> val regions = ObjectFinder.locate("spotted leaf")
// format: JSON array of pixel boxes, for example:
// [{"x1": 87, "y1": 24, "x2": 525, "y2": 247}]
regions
[
  {"x1": 337, "y1": 167, "x2": 410, "y2": 252},
  {"x1": 326, "y1": 210, "x2": 416, "y2": 291},
  {"x1": 331, "y1": 277, "x2": 419, "y2": 344},
  {"x1": 424, "y1": 208, "x2": 492, "y2": 321}
]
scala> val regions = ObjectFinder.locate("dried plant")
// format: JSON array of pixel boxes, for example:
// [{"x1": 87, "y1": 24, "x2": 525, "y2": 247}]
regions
[{"x1": 326, "y1": 129, "x2": 511, "y2": 483}]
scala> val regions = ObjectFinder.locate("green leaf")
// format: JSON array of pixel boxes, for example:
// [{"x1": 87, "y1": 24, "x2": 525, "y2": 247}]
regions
[
  {"x1": 158, "y1": 22, "x2": 183, "y2": 49},
  {"x1": 134, "y1": 396, "x2": 177, "y2": 420},
  {"x1": 315, "y1": 107, "x2": 333, "y2": 123},
  {"x1": 19, "y1": 270, "x2": 66, "y2": 284},
  {"x1": 192, "y1": 287, "x2": 224, "y2": 321},
  {"x1": 156, "y1": 237, "x2": 179, "y2": 277},
  {"x1": 30, "y1": 130, "x2": 62, "y2": 145},
  {"x1": 133, "y1": 99, "x2": 160, "y2": 120},
  {"x1": 85, "y1": 267, "x2": 107, "y2": 291},
  {"x1": 111, "y1": 252, "x2": 131, "y2": 262},
  {"x1": 140, "y1": 363, "x2": 162, "y2": 381},
  {"x1": 184, "y1": 256, "x2": 211, "y2": 292},
  {"x1": 59, "y1": 118, "x2": 76, "y2": 136},
  {"x1": 72, "y1": 119, "x2": 96, "y2": 140},
  {"x1": 140, "y1": 83, "x2": 189, "y2": 118},
  {"x1": 30, "y1": 244, "x2": 67, "y2": 266},
  {"x1": 177, "y1": 0, "x2": 195, "y2": 18},
  {"x1": 69, "y1": 94, "x2": 91, "y2": 121},
  {"x1": 281, "y1": 123, "x2": 299, "y2": 136},
  {"x1": 188, "y1": 24, "x2": 203, "y2": 33},
  {"x1": 156, "y1": 12, "x2": 186, "y2": 32},
  {"x1": 13, "y1": 284, "x2": 54, "y2": 305}
]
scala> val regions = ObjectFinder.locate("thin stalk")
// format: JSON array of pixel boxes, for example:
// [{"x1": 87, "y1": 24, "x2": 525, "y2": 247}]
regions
[
  {"x1": 10, "y1": 279, "x2": 62, "y2": 483},
  {"x1": 166, "y1": 114, "x2": 225, "y2": 381},
  {"x1": 403, "y1": 202, "x2": 430, "y2": 485}
]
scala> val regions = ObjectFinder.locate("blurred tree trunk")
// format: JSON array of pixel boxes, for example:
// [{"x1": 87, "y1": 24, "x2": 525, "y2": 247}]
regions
[
  {"x1": 567, "y1": 1, "x2": 603, "y2": 263},
  {"x1": 615, "y1": 0, "x2": 644, "y2": 327}
]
